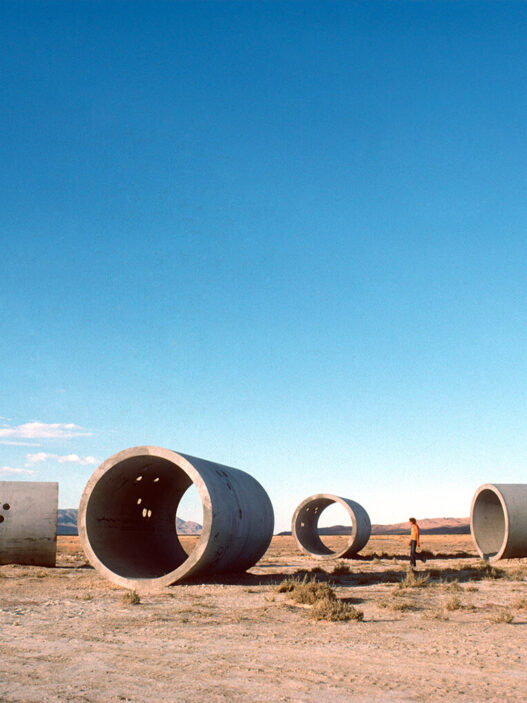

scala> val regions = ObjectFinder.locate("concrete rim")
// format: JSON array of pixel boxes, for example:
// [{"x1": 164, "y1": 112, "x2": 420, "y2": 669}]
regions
[
  {"x1": 291, "y1": 493, "x2": 371, "y2": 559},
  {"x1": 470, "y1": 483, "x2": 510, "y2": 561},
  {"x1": 78, "y1": 446, "x2": 213, "y2": 589}
]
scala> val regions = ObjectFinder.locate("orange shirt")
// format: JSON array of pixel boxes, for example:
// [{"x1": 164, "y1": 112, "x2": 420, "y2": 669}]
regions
[{"x1": 410, "y1": 524, "x2": 420, "y2": 543}]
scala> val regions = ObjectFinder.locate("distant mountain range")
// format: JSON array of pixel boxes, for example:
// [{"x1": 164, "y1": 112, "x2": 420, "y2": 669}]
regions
[
  {"x1": 57, "y1": 509, "x2": 202, "y2": 535},
  {"x1": 278, "y1": 517, "x2": 470, "y2": 536},
  {"x1": 59, "y1": 510, "x2": 469, "y2": 537}
]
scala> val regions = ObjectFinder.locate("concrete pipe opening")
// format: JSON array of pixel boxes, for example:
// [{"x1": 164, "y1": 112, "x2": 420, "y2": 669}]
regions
[
  {"x1": 292, "y1": 494, "x2": 371, "y2": 559},
  {"x1": 471, "y1": 483, "x2": 527, "y2": 561},
  {"x1": 78, "y1": 447, "x2": 274, "y2": 589}
]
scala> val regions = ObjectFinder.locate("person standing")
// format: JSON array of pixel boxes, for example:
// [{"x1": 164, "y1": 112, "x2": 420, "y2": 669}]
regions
[{"x1": 408, "y1": 517, "x2": 420, "y2": 567}]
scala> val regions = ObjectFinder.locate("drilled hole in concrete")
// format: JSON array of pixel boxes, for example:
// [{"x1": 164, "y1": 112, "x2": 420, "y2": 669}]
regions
[
  {"x1": 3, "y1": 503, "x2": 10, "y2": 510},
  {"x1": 0, "y1": 515, "x2": 4, "y2": 523}
]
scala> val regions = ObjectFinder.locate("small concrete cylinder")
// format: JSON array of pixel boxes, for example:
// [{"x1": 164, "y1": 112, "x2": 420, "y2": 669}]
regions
[
  {"x1": 292, "y1": 493, "x2": 371, "y2": 559},
  {"x1": 78, "y1": 446, "x2": 274, "y2": 589},
  {"x1": 471, "y1": 483, "x2": 527, "y2": 561},
  {"x1": 0, "y1": 481, "x2": 58, "y2": 566}
]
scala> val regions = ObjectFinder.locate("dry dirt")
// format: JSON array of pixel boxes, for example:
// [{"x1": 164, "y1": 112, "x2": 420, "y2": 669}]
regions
[{"x1": 1, "y1": 534, "x2": 527, "y2": 702}]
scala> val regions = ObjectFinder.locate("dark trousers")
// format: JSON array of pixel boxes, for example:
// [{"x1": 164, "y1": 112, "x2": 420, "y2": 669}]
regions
[{"x1": 410, "y1": 539, "x2": 417, "y2": 567}]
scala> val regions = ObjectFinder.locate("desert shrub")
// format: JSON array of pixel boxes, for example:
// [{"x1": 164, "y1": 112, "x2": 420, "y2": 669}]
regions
[
  {"x1": 443, "y1": 580, "x2": 463, "y2": 592},
  {"x1": 445, "y1": 595, "x2": 461, "y2": 611},
  {"x1": 489, "y1": 608, "x2": 514, "y2": 624},
  {"x1": 332, "y1": 561, "x2": 351, "y2": 575},
  {"x1": 466, "y1": 585, "x2": 479, "y2": 593},
  {"x1": 379, "y1": 597, "x2": 415, "y2": 612},
  {"x1": 395, "y1": 571, "x2": 430, "y2": 590},
  {"x1": 425, "y1": 607, "x2": 449, "y2": 621},
  {"x1": 290, "y1": 580, "x2": 335, "y2": 605},
  {"x1": 508, "y1": 566, "x2": 527, "y2": 581},
  {"x1": 475, "y1": 562, "x2": 506, "y2": 580},
  {"x1": 277, "y1": 578, "x2": 299, "y2": 593},
  {"x1": 310, "y1": 597, "x2": 363, "y2": 622},
  {"x1": 121, "y1": 589, "x2": 141, "y2": 605}
]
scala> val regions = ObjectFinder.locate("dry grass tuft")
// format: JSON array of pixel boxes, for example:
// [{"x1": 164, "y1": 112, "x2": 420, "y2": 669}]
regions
[
  {"x1": 277, "y1": 578, "x2": 299, "y2": 593},
  {"x1": 425, "y1": 607, "x2": 449, "y2": 621},
  {"x1": 290, "y1": 580, "x2": 335, "y2": 605},
  {"x1": 489, "y1": 608, "x2": 514, "y2": 624},
  {"x1": 277, "y1": 576, "x2": 334, "y2": 604},
  {"x1": 445, "y1": 595, "x2": 462, "y2": 611},
  {"x1": 310, "y1": 597, "x2": 363, "y2": 622},
  {"x1": 121, "y1": 590, "x2": 141, "y2": 605},
  {"x1": 332, "y1": 561, "x2": 351, "y2": 575},
  {"x1": 512, "y1": 596, "x2": 527, "y2": 610},
  {"x1": 379, "y1": 596, "x2": 415, "y2": 612},
  {"x1": 476, "y1": 562, "x2": 506, "y2": 580},
  {"x1": 277, "y1": 576, "x2": 362, "y2": 621},
  {"x1": 395, "y1": 570, "x2": 430, "y2": 590},
  {"x1": 508, "y1": 566, "x2": 527, "y2": 581},
  {"x1": 443, "y1": 580, "x2": 463, "y2": 592}
]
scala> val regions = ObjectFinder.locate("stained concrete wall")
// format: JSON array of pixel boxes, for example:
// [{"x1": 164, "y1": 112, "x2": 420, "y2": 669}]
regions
[{"x1": 0, "y1": 482, "x2": 58, "y2": 567}]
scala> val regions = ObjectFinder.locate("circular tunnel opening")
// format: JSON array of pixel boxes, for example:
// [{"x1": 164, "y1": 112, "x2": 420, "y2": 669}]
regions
[
  {"x1": 176, "y1": 482, "x2": 203, "y2": 556},
  {"x1": 316, "y1": 502, "x2": 354, "y2": 554},
  {"x1": 293, "y1": 497, "x2": 357, "y2": 557},
  {"x1": 85, "y1": 454, "x2": 205, "y2": 579},
  {"x1": 472, "y1": 488, "x2": 507, "y2": 559}
]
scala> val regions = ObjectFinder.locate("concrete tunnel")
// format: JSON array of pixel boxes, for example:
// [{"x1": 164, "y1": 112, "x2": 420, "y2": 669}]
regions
[
  {"x1": 471, "y1": 483, "x2": 527, "y2": 561},
  {"x1": 78, "y1": 446, "x2": 274, "y2": 589},
  {"x1": 292, "y1": 493, "x2": 371, "y2": 559}
]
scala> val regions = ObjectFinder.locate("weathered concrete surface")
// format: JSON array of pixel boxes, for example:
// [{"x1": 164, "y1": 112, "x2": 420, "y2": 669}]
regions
[
  {"x1": 0, "y1": 482, "x2": 58, "y2": 566},
  {"x1": 471, "y1": 483, "x2": 527, "y2": 561},
  {"x1": 78, "y1": 446, "x2": 274, "y2": 589},
  {"x1": 292, "y1": 493, "x2": 371, "y2": 559}
]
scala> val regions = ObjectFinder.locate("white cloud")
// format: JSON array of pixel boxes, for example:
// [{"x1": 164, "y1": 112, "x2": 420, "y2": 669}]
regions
[
  {"x1": 25, "y1": 452, "x2": 98, "y2": 466},
  {"x1": 0, "y1": 466, "x2": 36, "y2": 475},
  {"x1": 0, "y1": 422, "x2": 91, "y2": 439},
  {"x1": 0, "y1": 440, "x2": 41, "y2": 446}
]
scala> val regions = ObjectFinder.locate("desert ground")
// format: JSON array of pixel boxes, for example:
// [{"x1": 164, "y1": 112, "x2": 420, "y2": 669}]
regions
[{"x1": 1, "y1": 533, "x2": 526, "y2": 702}]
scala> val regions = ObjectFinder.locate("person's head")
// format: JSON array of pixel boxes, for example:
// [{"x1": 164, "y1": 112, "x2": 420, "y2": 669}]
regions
[{"x1": 409, "y1": 517, "x2": 416, "y2": 524}]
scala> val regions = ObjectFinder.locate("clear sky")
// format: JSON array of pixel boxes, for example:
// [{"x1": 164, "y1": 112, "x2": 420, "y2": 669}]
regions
[{"x1": 2, "y1": 1, "x2": 527, "y2": 532}]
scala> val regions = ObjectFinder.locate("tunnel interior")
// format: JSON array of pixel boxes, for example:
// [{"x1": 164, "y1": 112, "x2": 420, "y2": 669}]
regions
[
  {"x1": 295, "y1": 497, "x2": 350, "y2": 556},
  {"x1": 472, "y1": 488, "x2": 506, "y2": 558},
  {"x1": 85, "y1": 455, "x2": 201, "y2": 578}
]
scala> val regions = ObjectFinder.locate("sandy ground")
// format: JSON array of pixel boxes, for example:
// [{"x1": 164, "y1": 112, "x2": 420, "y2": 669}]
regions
[{"x1": 1, "y1": 534, "x2": 527, "y2": 702}]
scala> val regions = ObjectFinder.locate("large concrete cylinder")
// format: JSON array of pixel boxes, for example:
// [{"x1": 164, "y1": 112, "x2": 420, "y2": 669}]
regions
[
  {"x1": 78, "y1": 446, "x2": 274, "y2": 589},
  {"x1": 292, "y1": 493, "x2": 371, "y2": 559},
  {"x1": 0, "y1": 481, "x2": 58, "y2": 566},
  {"x1": 470, "y1": 483, "x2": 527, "y2": 561}
]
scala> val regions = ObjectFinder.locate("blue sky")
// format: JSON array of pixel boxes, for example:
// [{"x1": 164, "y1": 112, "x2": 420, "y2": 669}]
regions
[{"x1": 2, "y1": 1, "x2": 527, "y2": 532}]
